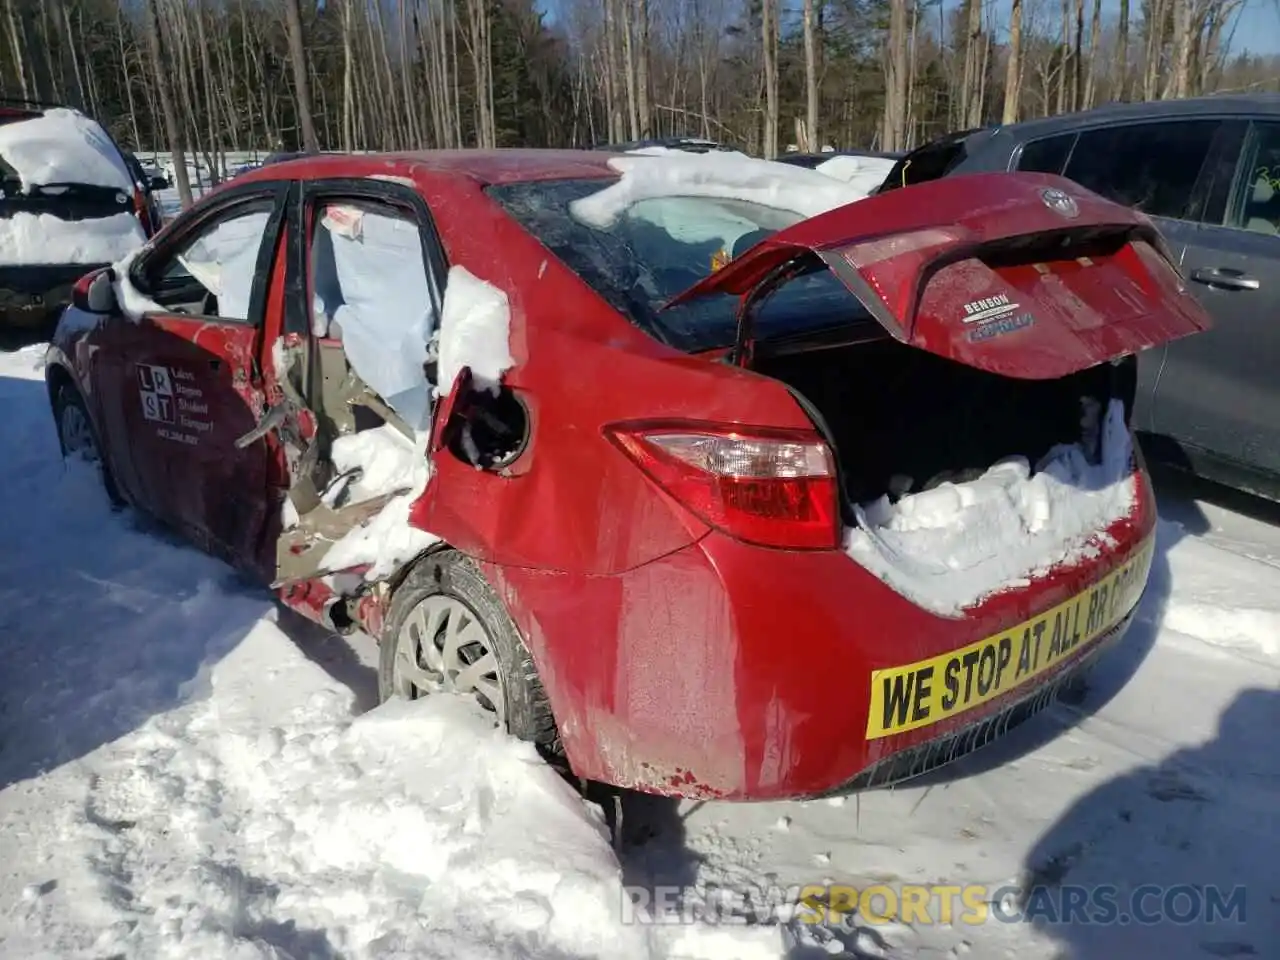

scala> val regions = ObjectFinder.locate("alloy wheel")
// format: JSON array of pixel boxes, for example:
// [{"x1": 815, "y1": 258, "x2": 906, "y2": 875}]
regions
[
  {"x1": 59, "y1": 401, "x2": 98, "y2": 462},
  {"x1": 393, "y1": 594, "x2": 506, "y2": 726}
]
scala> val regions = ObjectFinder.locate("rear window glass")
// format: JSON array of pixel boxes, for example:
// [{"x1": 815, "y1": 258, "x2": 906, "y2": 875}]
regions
[
  {"x1": 1016, "y1": 134, "x2": 1075, "y2": 174},
  {"x1": 877, "y1": 130, "x2": 981, "y2": 194},
  {"x1": 487, "y1": 178, "x2": 867, "y2": 352}
]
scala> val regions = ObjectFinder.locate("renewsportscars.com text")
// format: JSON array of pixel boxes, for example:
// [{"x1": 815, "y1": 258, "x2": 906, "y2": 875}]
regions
[{"x1": 619, "y1": 882, "x2": 1248, "y2": 927}]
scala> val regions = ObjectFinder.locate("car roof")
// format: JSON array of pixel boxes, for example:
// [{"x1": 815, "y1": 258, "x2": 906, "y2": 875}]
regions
[
  {"x1": 246, "y1": 149, "x2": 623, "y2": 186},
  {"x1": 995, "y1": 93, "x2": 1280, "y2": 139}
]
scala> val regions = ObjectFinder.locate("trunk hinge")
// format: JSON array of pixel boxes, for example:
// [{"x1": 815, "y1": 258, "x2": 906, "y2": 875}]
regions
[{"x1": 726, "y1": 255, "x2": 822, "y2": 369}]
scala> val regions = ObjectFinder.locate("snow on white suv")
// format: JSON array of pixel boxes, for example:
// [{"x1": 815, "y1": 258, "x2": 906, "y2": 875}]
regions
[{"x1": 0, "y1": 104, "x2": 154, "y2": 326}]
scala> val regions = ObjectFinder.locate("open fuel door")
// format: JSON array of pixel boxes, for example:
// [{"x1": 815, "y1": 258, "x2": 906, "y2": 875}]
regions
[{"x1": 665, "y1": 172, "x2": 1212, "y2": 379}]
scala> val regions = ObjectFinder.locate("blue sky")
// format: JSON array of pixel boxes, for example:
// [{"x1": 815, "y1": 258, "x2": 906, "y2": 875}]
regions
[{"x1": 538, "y1": 0, "x2": 1280, "y2": 56}]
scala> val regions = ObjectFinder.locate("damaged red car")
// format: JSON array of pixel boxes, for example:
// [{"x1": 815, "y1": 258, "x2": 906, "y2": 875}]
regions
[{"x1": 44, "y1": 150, "x2": 1209, "y2": 800}]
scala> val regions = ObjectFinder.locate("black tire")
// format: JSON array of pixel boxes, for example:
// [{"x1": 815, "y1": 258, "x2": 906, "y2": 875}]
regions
[
  {"x1": 53, "y1": 383, "x2": 124, "y2": 507},
  {"x1": 379, "y1": 550, "x2": 561, "y2": 755}
]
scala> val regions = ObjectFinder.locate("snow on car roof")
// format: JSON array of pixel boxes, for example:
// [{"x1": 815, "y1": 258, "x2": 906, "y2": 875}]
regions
[
  {"x1": 0, "y1": 108, "x2": 134, "y2": 193},
  {"x1": 568, "y1": 148, "x2": 878, "y2": 228}
]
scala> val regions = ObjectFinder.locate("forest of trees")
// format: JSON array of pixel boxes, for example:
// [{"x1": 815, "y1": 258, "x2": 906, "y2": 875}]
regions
[{"x1": 2, "y1": 0, "x2": 1277, "y2": 204}]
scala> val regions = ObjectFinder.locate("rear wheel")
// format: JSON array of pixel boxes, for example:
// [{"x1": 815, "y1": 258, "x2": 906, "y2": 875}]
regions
[
  {"x1": 54, "y1": 384, "x2": 123, "y2": 507},
  {"x1": 379, "y1": 550, "x2": 560, "y2": 755}
]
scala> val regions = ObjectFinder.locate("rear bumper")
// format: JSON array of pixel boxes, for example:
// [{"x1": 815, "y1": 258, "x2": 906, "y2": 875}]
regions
[
  {"x1": 484, "y1": 467, "x2": 1157, "y2": 801},
  {"x1": 0, "y1": 264, "x2": 102, "y2": 323}
]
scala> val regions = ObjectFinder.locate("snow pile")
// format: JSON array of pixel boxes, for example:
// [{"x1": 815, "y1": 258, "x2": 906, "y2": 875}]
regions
[
  {"x1": 814, "y1": 154, "x2": 896, "y2": 194},
  {"x1": 846, "y1": 399, "x2": 1138, "y2": 616},
  {"x1": 2, "y1": 615, "x2": 775, "y2": 959},
  {"x1": 570, "y1": 149, "x2": 875, "y2": 229},
  {"x1": 0, "y1": 210, "x2": 145, "y2": 266},
  {"x1": 436, "y1": 264, "x2": 516, "y2": 396},
  {"x1": 0, "y1": 108, "x2": 135, "y2": 192},
  {"x1": 326, "y1": 423, "x2": 423, "y2": 507},
  {"x1": 321, "y1": 430, "x2": 438, "y2": 580}
]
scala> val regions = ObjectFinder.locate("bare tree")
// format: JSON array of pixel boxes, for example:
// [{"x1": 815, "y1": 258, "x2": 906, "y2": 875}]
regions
[
  {"x1": 803, "y1": 0, "x2": 819, "y2": 151},
  {"x1": 637, "y1": 0, "x2": 651, "y2": 138},
  {"x1": 884, "y1": 0, "x2": 909, "y2": 149},
  {"x1": 5, "y1": 0, "x2": 30, "y2": 100},
  {"x1": 1117, "y1": 0, "x2": 1130, "y2": 99},
  {"x1": 1003, "y1": 0, "x2": 1024, "y2": 122},
  {"x1": 144, "y1": 0, "x2": 191, "y2": 208},
  {"x1": 1143, "y1": 0, "x2": 1167, "y2": 101},
  {"x1": 283, "y1": 0, "x2": 319, "y2": 151},
  {"x1": 1082, "y1": 0, "x2": 1103, "y2": 108},
  {"x1": 961, "y1": 0, "x2": 984, "y2": 127},
  {"x1": 761, "y1": 0, "x2": 778, "y2": 157},
  {"x1": 1167, "y1": 0, "x2": 1192, "y2": 98}
]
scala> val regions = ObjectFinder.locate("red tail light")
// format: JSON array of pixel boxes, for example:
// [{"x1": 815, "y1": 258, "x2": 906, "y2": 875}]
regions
[
  {"x1": 606, "y1": 422, "x2": 840, "y2": 550},
  {"x1": 836, "y1": 226, "x2": 966, "y2": 331}
]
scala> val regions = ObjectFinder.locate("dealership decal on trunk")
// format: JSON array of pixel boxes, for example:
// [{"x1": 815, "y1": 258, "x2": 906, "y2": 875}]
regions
[
  {"x1": 867, "y1": 536, "x2": 1155, "y2": 739},
  {"x1": 960, "y1": 294, "x2": 1020, "y2": 324},
  {"x1": 137, "y1": 363, "x2": 214, "y2": 446},
  {"x1": 966, "y1": 312, "x2": 1036, "y2": 342}
]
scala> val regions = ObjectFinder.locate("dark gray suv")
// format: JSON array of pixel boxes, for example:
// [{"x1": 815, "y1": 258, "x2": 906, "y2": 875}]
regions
[{"x1": 877, "y1": 95, "x2": 1280, "y2": 500}]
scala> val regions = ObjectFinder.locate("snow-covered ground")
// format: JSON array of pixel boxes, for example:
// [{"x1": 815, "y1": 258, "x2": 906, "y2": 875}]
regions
[{"x1": 1, "y1": 341, "x2": 1276, "y2": 959}]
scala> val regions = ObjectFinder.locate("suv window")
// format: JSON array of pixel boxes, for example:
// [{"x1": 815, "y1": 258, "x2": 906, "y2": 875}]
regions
[
  {"x1": 1058, "y1": 120, "x2": 1220, "y2": 220},
  {"x1": 1229, "y1": 122, "x2": 1280, "y2": 236},
  {"x1": 1016, "y1": 134, "x2": 1075, "y2": 175}
]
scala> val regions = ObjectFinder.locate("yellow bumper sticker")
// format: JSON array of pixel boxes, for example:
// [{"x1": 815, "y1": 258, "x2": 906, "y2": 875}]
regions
[{"x1": 867, "y1": 537, "x2": 1155, "y2": 739}]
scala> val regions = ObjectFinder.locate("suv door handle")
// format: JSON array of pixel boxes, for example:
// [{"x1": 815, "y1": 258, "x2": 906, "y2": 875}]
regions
[{"x1": 1190, "y1": 268, "x2": 1260, "y2": 291}]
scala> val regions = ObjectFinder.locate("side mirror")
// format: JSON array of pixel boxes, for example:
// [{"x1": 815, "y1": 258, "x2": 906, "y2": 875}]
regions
[
  {"x1": 71, "y1": 269, "x2": 118, "y2": 315},
  {"x1": 148, "y1": 174, "x2": 170, "y2": 191}
]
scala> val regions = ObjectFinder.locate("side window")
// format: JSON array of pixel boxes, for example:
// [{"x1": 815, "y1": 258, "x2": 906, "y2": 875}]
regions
[
  {"x1": 1060, "y1": 120, "x2": 1221, "y2": 221},
  {"x1": 1016, "y1": 134, "x2": 1075, "y2": 175},
  {"x1": 1227, "y1": 122, "x2": 1280, "y2": 236},
  {"x1": 307, "y1": 197, "x2": 435, "y2": 426},
  {"x1": 144, "y1": 200, "x2": 274, "y2": 321}
]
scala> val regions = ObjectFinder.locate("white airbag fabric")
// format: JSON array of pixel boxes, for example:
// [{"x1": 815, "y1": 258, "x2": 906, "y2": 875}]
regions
[{"x1": 319, "y1": 207, "x2": 434, "y2": 429}]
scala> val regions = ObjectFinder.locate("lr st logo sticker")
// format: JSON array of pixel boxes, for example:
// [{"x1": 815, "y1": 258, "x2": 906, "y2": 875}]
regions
[{"x1": 137, "y1": 363, "x2": 175, "y2": 424}]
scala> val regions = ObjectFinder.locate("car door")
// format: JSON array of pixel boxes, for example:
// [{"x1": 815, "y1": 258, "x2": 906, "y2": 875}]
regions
[
  {"x1": 96, "y1": 182, "x2": 290, "y2": 569},
  {"x1": 1013, "y1": 118, "x2": 1227, "y2": 433},
  {"x1": 1149, "y1": 119, "x2": 1280, "y2": 478},
  {"x1": 260, "y1": 178, "x2": 449, "y2": 588}
]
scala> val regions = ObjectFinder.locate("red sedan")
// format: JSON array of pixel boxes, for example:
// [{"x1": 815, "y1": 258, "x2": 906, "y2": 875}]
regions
[{"x1": 44, "y1": 150, "x2": 1209, "y2": 800}]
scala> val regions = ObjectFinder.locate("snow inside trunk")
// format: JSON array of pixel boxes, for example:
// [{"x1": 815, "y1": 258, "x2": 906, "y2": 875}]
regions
[{"x1": 754, "y1": 336, "x2": 1140, "y2": 616}]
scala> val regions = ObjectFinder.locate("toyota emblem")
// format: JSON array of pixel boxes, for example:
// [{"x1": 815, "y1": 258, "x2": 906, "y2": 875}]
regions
[{"x1": 1041, "y1": 187, "x2": 1079, "y2": 219}]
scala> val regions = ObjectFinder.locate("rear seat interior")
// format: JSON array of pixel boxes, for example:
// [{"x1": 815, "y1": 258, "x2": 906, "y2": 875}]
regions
[{"x1": 308, "y1": 216, "x2": 409, "y2": 440}]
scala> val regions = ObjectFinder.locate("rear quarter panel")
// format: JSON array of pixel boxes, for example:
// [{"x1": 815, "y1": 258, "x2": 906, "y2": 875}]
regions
[{"x1": 408, "y1": 169, "x2": 820, "y2": 577}]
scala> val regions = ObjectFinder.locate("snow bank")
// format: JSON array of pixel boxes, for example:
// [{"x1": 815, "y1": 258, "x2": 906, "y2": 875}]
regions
[
  {"x1": 569, "y1": 149, "x2": 875, "y2": 229},
  {"x1": 321, "y1": 430, "x2": 439, "y2": 580},
  {"x1": 2, "y1": 609, "x2": 776, "y2": 959},
  {"x1": 436, "y1": 264, "x2": 516, "y2": 396},
  {"x1": 0, "y1": 108, "x2": 135, "y2": 193},
  {"x1": 0, "y1": 211, "x2": 145, "y2": 266},
  {"x1": 846, "y1": 399, "x2": 1138, "y2": 616},
  {"x1": 814, "y1": 154, "x2": 896, "y2": 194}
]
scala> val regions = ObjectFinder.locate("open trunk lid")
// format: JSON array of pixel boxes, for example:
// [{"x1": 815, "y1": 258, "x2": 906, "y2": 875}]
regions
[{"x1": 663, "y1": 172, "x2": 1211, "y2": 380}]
